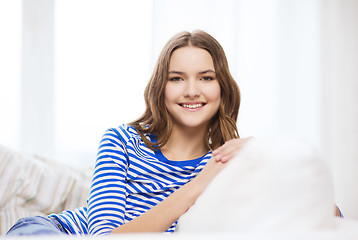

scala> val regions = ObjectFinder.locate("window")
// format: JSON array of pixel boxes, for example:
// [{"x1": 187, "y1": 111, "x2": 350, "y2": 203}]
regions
[
  {"x1": 55, "y1": 0, "x2": 153, "y2": 167},
  {"x1": 0, "y1": 0, "x2": 21, "y2": 150}
]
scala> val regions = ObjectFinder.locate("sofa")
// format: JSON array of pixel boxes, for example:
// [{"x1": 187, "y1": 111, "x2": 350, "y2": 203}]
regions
[
  {"x1": 1, "y1": 140, "x2": 358, "y2": 240},
  {"x1": 0, "y1": 144, "x2": 91, "y2": 235}
]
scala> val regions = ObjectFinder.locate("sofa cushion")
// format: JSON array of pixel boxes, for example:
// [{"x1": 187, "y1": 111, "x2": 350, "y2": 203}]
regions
[{"x1": 0, "y1": 145, "x2": 91, "y2": 235}]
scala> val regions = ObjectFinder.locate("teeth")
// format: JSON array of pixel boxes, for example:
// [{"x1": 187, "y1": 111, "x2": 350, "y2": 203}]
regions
[{"x1": 182, "y1": 104, "x2": 203, "y2": 109}]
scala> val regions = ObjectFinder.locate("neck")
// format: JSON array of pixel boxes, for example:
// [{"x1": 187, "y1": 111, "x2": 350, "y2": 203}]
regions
[{"x1": 161, "y1": 125, "x2": 209, "y2": 161}]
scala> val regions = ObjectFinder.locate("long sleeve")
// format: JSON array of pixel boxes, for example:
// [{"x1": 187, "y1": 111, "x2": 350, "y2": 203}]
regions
[
  {"x1": 53, "y1": 125, "x2": 210, "y2": 235},
  {"x1": 87, "y1": 128, "x2": 129, "y2": 235}
]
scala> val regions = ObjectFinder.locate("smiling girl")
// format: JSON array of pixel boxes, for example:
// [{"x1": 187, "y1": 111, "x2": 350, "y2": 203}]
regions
[{"x1": 7, "y1": 30, "x2": 248, "y2": 236}]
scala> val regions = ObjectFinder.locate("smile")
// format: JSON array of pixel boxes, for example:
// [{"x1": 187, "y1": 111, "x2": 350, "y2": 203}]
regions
[{"x1": 179, "y1": 103, "x2": 206, "y2": 109}]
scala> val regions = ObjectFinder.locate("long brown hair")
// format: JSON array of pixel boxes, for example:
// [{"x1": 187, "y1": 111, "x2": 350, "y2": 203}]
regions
[{"x1": 129, "y1": 30, "x2": 240, "y2": 150}]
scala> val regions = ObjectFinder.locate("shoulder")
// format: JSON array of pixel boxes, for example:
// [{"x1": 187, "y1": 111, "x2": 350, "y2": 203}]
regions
[{"x1": 103, "y1": 124, "x2": 144, "y2": 146}]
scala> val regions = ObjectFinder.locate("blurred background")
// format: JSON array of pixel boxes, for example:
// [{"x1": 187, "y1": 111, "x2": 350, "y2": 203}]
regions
[{"x1": 0, "y1": 0, "x2": 357, "y2": 219}]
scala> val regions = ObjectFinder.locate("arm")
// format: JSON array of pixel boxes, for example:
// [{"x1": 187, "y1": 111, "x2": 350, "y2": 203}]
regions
[
  {"x1": 111, "y1": 157, "x2": 226, "y2": 233},
  {"x1": 111, "y1": 137, "x2": 251, "y2": 234},
  {"x1": 87, "y1": 128, "x2": 129, "y2": 235}
]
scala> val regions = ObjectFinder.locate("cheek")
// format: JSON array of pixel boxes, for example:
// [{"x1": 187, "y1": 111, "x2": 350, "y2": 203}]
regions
[
  {"x1": 211, "y1": 86, "x2": 221, "y2": 113},
  {"x1": 214, "y1": 94, "x2": 221, "y2": 111},
  {"x1": 209, "y1": 84, "x2": 221, "y2": 107},
  {"x1": 164, "y1": 87, "x2": 169, "y2": 108},
  {"x1": 164, "y1": 84, "x2": 175, "y2": 108}
]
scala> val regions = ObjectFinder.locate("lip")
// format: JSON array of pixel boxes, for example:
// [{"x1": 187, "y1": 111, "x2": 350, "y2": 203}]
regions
[{"x1": 178, "y1": 102, "x2": 207, "y2": 111}]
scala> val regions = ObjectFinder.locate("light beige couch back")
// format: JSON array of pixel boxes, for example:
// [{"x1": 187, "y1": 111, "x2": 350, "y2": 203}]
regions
[{"x1": 0, "y1": 145, "x2": 91, "y2": 235}]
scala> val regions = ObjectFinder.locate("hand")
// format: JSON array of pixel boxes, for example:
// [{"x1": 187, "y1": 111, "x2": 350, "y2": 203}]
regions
[{"x1": 212, "y1": 137, "x2": 252, "y2": 163}]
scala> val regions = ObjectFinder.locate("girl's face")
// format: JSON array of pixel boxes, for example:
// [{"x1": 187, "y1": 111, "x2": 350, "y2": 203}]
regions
[{"x1": 165, "y1": 46, "x2": 221, "y2": 131}]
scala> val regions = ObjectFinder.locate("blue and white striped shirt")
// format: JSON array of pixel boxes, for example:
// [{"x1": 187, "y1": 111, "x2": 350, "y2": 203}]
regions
[{"x1": 50, "y1": 124, "x2": 211, "y2": 235}]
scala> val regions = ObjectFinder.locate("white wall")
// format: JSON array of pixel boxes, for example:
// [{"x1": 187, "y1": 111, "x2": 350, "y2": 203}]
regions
[
  {"x1": 54, "y1": 0, "x2": 153, "y2": 168},
  {"x1": 0, "y1": 0, "x2": 21, "y2": 150},
  {"x1": 320, "y1": 0, "x2": 358, "y2": 219},
  {"x1": 21, "y1": 0, "x2": 55, "y2": 160},
  {"x1": 0, "y1": 0, "x2": 357, "y2": 219},
  {"x1": 276, "y1": 0, "x2": 322, "y2": 147}
]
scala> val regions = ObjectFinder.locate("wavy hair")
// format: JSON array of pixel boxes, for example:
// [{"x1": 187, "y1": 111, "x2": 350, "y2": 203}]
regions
[{"x1": 129, "y1": 30, "x2": 240, "y2": 150}]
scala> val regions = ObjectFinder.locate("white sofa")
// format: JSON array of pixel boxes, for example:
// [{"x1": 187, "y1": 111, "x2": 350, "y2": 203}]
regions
[
  {"x1": 0, "y1": 144, "x2": 91, "y2": 235},
  {"x1": 1, "y1": 140, "x2": 358, "y2": 239}
]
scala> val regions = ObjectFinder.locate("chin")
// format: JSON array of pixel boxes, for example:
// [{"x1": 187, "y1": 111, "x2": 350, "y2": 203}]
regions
[{"x1": 177, "y1": 121, "x2": 209, "y2": 130}]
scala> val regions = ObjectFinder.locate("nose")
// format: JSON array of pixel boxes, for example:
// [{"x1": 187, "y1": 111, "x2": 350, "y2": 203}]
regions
[{"x1": 184, "y1": 79, "x2": 200, "y2": 98}]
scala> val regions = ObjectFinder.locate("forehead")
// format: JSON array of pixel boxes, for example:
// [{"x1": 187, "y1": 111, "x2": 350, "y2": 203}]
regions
[{"x1": 169, "y1": 46, "x2": 215, "y2": 72}]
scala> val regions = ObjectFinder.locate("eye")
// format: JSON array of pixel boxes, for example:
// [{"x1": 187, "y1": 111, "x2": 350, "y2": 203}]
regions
[
  {"x1": 201, "y1": 76, "x2": 214, "y2": 81},
  {"x1": 168, "y1": 77, "x2": 183, "y2": 82}
]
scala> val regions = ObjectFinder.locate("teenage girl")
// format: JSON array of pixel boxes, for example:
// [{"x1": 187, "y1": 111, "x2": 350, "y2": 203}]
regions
[{"x1": 6, "y1": 30, "x2": 249, "y2": 236}]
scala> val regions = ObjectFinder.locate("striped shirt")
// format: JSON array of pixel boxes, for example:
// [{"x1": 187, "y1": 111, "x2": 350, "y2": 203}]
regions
[{"x1": 49, "y1": 124, "x2": 211, "y2": 235}]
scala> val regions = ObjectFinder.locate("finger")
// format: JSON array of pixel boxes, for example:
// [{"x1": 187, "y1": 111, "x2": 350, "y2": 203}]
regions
[
  {"x1": 221, "y1": 154, "x2": 231, "y2": 163},
  {"x1": 214, "y1": 154, "x2": 222, "y2": 162},
  {"x1": 215, "y1": 145, "x2": 236, "y2": 162},
  {"x1": 213, "y1": 137, "x2": 252, "y2": 161},
  {"x1": 218, "y1": 141, "x2": 239, "y2": 155},
  {"x1": 218, "y1": 149, "x2": 237, "y2": 162},
  {"x1": 212, "y1": 148, "x2": 220, "y2": 156},
  {"x1": 215, "y1": 153, "x2": 231, "y2": 163},
  {"x1": 215, "y1": 138, "x2": 248, "y2": 161},
  {"x1": 213, "y1": 139, "x2": 234, "y2": 155}
]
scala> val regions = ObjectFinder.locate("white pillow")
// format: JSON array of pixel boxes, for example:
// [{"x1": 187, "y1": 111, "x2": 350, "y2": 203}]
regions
[
  {"x1": 0, "y1": 145, "x2": 91, "y2": 235},
  {"x1": 179, "y1": 137, "x2": 336, "y2": 233}
]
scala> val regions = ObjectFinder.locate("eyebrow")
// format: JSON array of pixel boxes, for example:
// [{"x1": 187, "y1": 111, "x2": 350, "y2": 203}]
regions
[
  {"x1": 168, "y1": 71, "x2": 185, "y2": 75},
  {"x1": 198, "y1": 69, "x2": 216, "y2": 75},
  {"x1": 168, "y1": 69, "x2": 216, "y2": 75}
]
